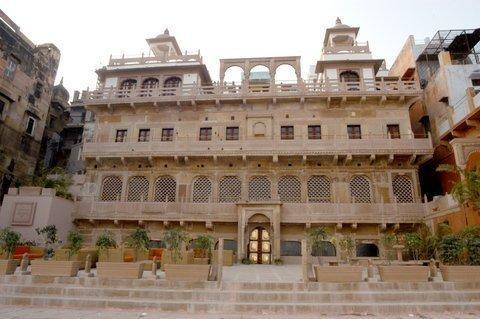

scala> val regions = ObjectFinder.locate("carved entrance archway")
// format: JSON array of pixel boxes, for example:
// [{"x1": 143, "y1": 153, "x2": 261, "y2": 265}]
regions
[{"x1": 248, "y1": 226, "x2": 271, "y2": 264}]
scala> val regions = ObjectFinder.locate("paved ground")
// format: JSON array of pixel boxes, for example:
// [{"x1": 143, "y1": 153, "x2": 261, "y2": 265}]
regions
[
  {"x1": 0, "y1": 306, "x2": 479, "y2": 319},
  {"x1": 223, "y1": 264, "x2": 303, "y2": 282}
]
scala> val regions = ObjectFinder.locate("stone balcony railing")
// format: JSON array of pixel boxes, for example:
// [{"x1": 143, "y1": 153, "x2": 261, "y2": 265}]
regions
[
  {"x1": 82, "y1": 133, "x2": 433, "y2": 159},
  {"x1": 82, "y1": 79, "x2": 421, "y2": 106},
  {"x1": 106, "y1": 51, "x2": 202, "y2": 67},
  {"x1": 424, "y1": 194, "x2": 460, "y2": 217},
  {"x1": 322, "y1": 42, "x2": 370, "y2": 54},
  {"x1": 74, "y1": 200, "x2": 426, "y2": 224}
]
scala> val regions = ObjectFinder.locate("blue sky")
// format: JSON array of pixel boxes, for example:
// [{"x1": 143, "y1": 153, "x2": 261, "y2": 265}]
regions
[{"x1": 2, "y1": 0, "x2": 479, "y2": 95}]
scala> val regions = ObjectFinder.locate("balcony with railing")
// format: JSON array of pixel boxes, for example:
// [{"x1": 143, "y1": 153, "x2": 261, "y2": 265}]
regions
[
  {"x1": 436, "y1": 88, "x2": 480, "y2": 140},
  {"x1": 74, "y1": 198, "x2": 426, "y2": 225},
  {"x1": 82, "y1": 133, "x2": 433, "y2": 159},
  {"x1": 106, "y1": 50, "x2": 203, "y2": 67},
  {"x1": 82, "y1": 79, "x2": 421, "y2": 107},
  {"x1": 322, "y1": 41, "x2": 370, "y2": 55}
]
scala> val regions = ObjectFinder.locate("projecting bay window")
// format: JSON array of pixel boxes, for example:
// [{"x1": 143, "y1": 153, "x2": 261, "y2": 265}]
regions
[
  {"x1": 347, "y1": 125, "x2": 361, "y2": 139},
  {"x1": 138, "y1": 129, "x2": 150, "y2": 142},
  {"x1": 387, "y1": 124, "x2": 400, "y2": 139},
  {"x1": 199, "y1": 127, "x2": 212, "y2": 141},
  {"x1": 281, "y1": 126, "x2": 294, "y2": 140},
  {"x1": 308, "y1": 125, "x2": 321, "y2": 139},
  {"x1": 161, "y1": 128, "x2": 174, "y2": 141},
  {"x1": 226, "y1": 126, "x2": 239, "y2": 140},
  {"x1": 115, "y1": 129, "x2": 127, "y2": 142}
]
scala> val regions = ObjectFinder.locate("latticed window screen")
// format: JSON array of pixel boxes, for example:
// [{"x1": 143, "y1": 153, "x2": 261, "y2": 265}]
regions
[
  {"x1": 278, "y1": 175, "x2": 301, "y2": 202},
  {"x1": 100, "y1": 176, "x2": 123, "y2": 201},
  {"x1": 219, "y1": 176, "x2": 242, "y2": 202},
  {"x1": 349, "y1": 175, "x2": 372, "y2": 203},
  {"x1": 127, "y1": 176, "x2": 149, "y2": 202},
  {"x1": 249, "y1": 176, "x2": 271, "y2": 201},
  {"x1": 192, "y1": 176, "x2": 212, "y2": 202},
  {"x1": 392, "y1": 175, "x2": 414, "y2": 203},
  {"x1": 308, "y1": 175, "x2": 331, "y2": 203},
  {"x1": 154, "y1": 176, "x2": 176, "y2": 202}
]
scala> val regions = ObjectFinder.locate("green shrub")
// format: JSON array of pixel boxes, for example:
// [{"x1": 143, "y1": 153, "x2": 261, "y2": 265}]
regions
[
  {"x1": 66, "y1": 230, "x2": 84, "y2": 258},
  {"x1": 163, "y1": 228, "x2": 189, "y2": 262},
  {"x1": 0, "y1": 228, "x2": 22, "y2": 259},
  {"x1": 439, "y1": 235, "x2": 464, "y2": 265},
  {"x1": 95, "y1": 230, "x2": 117, "y2": 251},
  {"x1": 124, "y1": 228, "x2": 150, "y2": 252},
  {"x1": 467, "y1": 237, "x2": 480, "y2": 265}
]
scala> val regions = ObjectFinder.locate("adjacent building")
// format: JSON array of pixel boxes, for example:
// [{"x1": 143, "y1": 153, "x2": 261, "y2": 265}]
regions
[
  {"x1": 0, "y1": 9, "x2": 61, "y2": 203},
  {"x1": 74, "y1": 19, "x2": 433, "y2": 263},
  {"x1": 390, "y1": 29, "x2": 480, "y2": 231}
]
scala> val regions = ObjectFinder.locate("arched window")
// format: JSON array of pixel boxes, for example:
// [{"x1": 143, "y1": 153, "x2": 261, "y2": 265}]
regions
[
  {"x1": 142, "y1": 77, "x2": 159, "y2": 88},
  {"x1": 392, "y1": 175, "x2": 414, "y2": 203},
  {"x1": 311, "y1": 241, "x2": 336, "y2": 257},
  {"x1": 163, "y1": 76, "x2": 182, "y2": 96},
  {"x1": 119, "y1": 79, "x2": 137, "y2": 97},
  {"x1": 356, "y1": 243, "x2": 379, "y2": 257},
  {"x1": 219, "y1": 176, "x2": 241, "y2": 203},
  {"x1": 154, "y1": 176, "x2": 176, "y2": 202},
  {"x1": 127, "y1": 176, "x2": 149, "y2": 202},
  {"x1": 278, "y1": 175, "x2": 301, "y2": 202},
  {"x1": 339, "y1": 71, "x2": 360, "y2": 82},
  {"x1": 141, "y1": 78, "x2": 159, "y2": 97},
  {"x1": 308, "y1": 175, "x2": 331, "y2": 203},
  {"x1": 192, "y1": 176, "x2": 212, "y2": 203},
  {"x1": 350, "y1": 175, "x2": 372, "y2": 203},
  {"x1": 248, "y1": 176, "x2": 271, "y2": 201},
  {"x1": 339, "y1": 71, "x2": 360, "y2": 91},
  {"x1": 100, "y1": 176, "x2": 123, "y2": 201}
]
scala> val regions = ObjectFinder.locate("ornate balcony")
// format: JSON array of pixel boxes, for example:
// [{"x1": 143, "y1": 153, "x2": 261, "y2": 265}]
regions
[
  {"x1": 74, "y1": 199, "x2": 426, "y2": 225},
  {"x1": 82, "y1": 79, "x2": 421, "y2": 107},
  {"x1": 82, "y1": 133, "x2": 432, "y2": 160},
  {"x1": 106, "y1": 51, "x2": 202, "y2": 67}
]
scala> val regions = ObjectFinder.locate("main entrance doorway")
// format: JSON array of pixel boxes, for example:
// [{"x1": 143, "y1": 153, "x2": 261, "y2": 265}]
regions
[{"x1": 248, "y1": 227, "x2": 271, "y2": 264}]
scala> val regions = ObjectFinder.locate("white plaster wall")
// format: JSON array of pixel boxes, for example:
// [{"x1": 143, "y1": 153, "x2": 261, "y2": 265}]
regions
[
  {"x1": 183, "y1": 73, "x2": 199, "y2": 85},
  {"x1": 0, "y1": 190, "x2": 74, "y2": 244},
  {"x1": 325, "y1": 69, "x2": 338, "y2": 80},
  {"x1": 104, "y1": 77, "x2": 118, "y2": 88}
]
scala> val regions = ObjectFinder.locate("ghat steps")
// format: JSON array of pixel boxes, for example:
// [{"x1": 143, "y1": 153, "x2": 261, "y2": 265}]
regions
[{"x1": 1, "y1": 275, "x2": 480, "y2": 315}]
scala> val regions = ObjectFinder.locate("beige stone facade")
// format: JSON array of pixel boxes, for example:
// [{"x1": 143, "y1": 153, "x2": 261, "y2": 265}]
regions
[{"x1": 76, "y1": 21, "x2": 433, "y2": 263}]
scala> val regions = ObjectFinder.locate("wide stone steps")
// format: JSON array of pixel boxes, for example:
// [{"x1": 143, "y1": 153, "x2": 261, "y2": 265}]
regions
[
  {"x1": 2, "y1": 283, "x2": 480, "y2": 303},
  {"x1": 1, "y1": 276, "x2": 480, "y2": 315}
]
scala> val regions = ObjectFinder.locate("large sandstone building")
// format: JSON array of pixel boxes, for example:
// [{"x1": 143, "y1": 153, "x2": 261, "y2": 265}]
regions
[{"x1": 76, "y1": 19, "x2": 433, "y2": 263}]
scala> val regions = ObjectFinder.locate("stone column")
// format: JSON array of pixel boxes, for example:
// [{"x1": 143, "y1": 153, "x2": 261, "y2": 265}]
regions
[
  {"x1": 273, "y1": 207, "x2": 281, "y2": 261},
  {"x1": 217, "y1": 238, "x2": 224, "y2": 285},
  {"x1": 301, "y1": 239, "x2": 309, "y2": 283},
  {"x1": 237, "y1": 208, "x2": 245, "y2": 262}
]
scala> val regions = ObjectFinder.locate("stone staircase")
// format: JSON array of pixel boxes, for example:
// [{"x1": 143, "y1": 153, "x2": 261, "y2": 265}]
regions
[{"x1": 1, "y1": 275, "x2": 480, "y2": 315}]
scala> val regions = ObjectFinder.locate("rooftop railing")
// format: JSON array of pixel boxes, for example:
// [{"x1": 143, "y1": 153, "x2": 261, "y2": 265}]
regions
[
  {"x1": 322, "y1": 42, "x2": 370, "y2": 54},
  {"x1": 107, "y1": 51, "x2": 202, "y2": 67},
  {"x1": 83, "y1": 79, "x2": 421, "y2": 105}
]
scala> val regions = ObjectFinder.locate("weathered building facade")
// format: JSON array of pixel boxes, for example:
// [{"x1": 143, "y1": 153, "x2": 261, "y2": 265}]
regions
[
  {"x1": 0, "y1": 9, "x2": 61, "y2": 202},
  {"x1": 390, "y1": 29, "x2": 480, "y2": 232},
  {"x1": 76, "y1": 20, "x2": 433, "y2": 263}
]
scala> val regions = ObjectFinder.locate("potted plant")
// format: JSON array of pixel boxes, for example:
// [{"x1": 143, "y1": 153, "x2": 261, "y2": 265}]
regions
[
  {"x1": 95, "y1": 230, "x2": 118, "y2": 262},
  {"x1": 273, "y1": 258, "x2": 283, "y2": 265},
  {"x1": 308, "y1": 228, "x2": 364, "y2": 283},
  {"x1": 31, "y1": 230, "x2": 84, "y2": 277},
  {"x1": 124, "y1": 228, "x2": 150, "y2": 262},
  {"x1": 192, "y1": 235, "x2": 214, "y2": 264},
  {"x1": 335, "y1": 234, "x2": 355, "y2": 264},
  {"x1": 36, "y1": 225, "x2": 58, "y2": 259},
  {"x1": 380, "y1": 233, "x2": 397, "y2": 262},
  {"x1": 0, "y1": 228, "x2": 21, "y2": 275},
  {"x1": 162, "y1": 228, "x2": 209, "y2": 282},
  {"x1": 438, "y1": 226, "x2": 480, "y2": 281},
  {"x1": 96, "y1": 228, "x2": 148, "y2": 279}
]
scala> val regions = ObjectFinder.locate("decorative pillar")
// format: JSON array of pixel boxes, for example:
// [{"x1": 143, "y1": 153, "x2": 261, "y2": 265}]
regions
[
  {"x1": 301, "y1": 239, "x2": 309, "y2": 283},
  {"x1": 217, "y1": 238, "x2": 224, "y2": 285}
]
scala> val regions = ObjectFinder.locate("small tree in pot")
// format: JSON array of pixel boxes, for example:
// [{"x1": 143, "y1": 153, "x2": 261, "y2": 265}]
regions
[
  {"x1": 307, "y1": 227, "x2": 329, "y2": 265},
  {"x1": 35, "y1": 225, "x2": 58, "y2": 259},
  {"x1": 0, "y1": 228, "x2": 22, "y2": 275},
  {"x1": 192, "y1": 235, "x2": 214, "y2": 260},
  {"x1": 124, "y1": 228, "x2": 150, "y2": 262},
  {"x1": 334, "y1": 235, "x2": 355, "y2": 264},
  {"x1": 65, "y1": 230, "x2": 84, "y2": 261},
  {"x1": 95, "y1": 230, "x2": 118, "y2": 262},
  {"x1": 163, "y1": 228, "x2": 189, "y2": 263}
]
